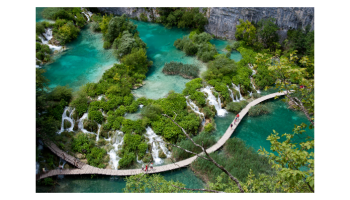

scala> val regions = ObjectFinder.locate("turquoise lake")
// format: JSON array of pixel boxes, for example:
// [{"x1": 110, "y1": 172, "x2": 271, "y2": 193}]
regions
[{"x1": 36, "y1": 9, "x2": 314, "y2": 193}]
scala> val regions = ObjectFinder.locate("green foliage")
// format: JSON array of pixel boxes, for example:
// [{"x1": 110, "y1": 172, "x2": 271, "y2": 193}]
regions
[
  {"x1": 192, "y1": 137, "x2": 274, "y2": 184},
  {"x1": 257, "y1": 18, "x2": 279, "y2": 51},
  {"x1": 204, "y1": 123, "x2": 214, "y2": 132},
  {"x1": 157, "y1": 7, "x2": 208, "y2": 31},
  {"x1": 226, "y1": 100, "x2": 248, "y2": 113},
  {"x1": 141, "y1": 104, "x2": 163, "y2": 120},
  {"x1": 235, "y1": 19, "x2": 257, "y2": 46},
  {"x1": 49, "y1": 86, "x2": 73, "y2": 102},
  {"x1": 124, "y1": 173, "x2": 191, "y2": 193},
  {"x1": 121, "y1": 48, "x2": 152, "y2": 75},
  {"x1": 174, "y1": 32, "x2": 217, "y2": 62},
  {"x1": 103, "y1": 41, "x2": 111, "y2": 49},
  {"x1": 91, "y1": 21, "x2": 101, "y2": 32},
  {"x1": 56, "y1": 21, "x2": 80, "y2": 45},
  {"x1": 88, "y1": 110, "x2": 103, "y2": 124},
  {"x1": 104, "y1": 14, "x2": 137, "y2": 44},
  {"x1": 113, "y1": 31, "x2": 147, "y2": 59},
  {"x1": 137, "y1": 142, "x2": 148, "y2": 158},
  {"x1": 248, "y1": 103, "x2": 271, "y2": 116},
  {"x1": 172, "y1": 133, "x2": 216, "y2": 161},
  {"x1": 139, "y1": 13, "x2": 148, "y2": 22},
  {"x1": 86, "y1": 147, "x2": 108, "y2": 168},
  {"x1": 71, "y1": 132, "x2": 95, "y2": 154},
  {"x1": 70, "y1": 90, "x2": 89, "y2": 118},
  {"x1": 162, "y1": 61, "x2": 199, "y2": 79},
  {"x1": 99, "y1": 14, "x2": 113, "y2": 35},
  {"x1": 118, "y1": 151, "x2": 136, "y2": 169}
]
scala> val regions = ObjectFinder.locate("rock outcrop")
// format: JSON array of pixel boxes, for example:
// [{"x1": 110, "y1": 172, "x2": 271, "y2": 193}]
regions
[
  {"x1": 97, "y1": 7, "x2": 159, "y2": 22},
  {"x1": 96, "y1": 7, "x2": 314, "y2": 39},
  {"x1": 204, "y1": 7, "x2": 314, "y2": 39}
]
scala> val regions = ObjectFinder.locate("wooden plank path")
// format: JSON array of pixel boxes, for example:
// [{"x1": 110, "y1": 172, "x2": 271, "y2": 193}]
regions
[{"x1": 37, "y1": 91, "x2": 287, "y2": 180}]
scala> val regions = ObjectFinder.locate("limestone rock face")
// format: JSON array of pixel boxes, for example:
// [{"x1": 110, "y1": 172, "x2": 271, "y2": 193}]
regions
[
  {"x1": 96, "y1": 7, "x2": 314, "y2": 39},
  {"x1": 97, "y1": 7, "x2": 159, "y2": 22},
  {"x1": 205, "y1": 7, "x2": 314, "y2": 39}
]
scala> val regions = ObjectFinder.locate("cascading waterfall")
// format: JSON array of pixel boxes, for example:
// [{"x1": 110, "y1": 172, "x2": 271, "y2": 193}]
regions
[
  {"x1": 81, "y1": 8, "x2": 93, "y2": 21},
  {"x1": 200, "y1": 86, "x2": 228, "y2": 117},
  {"x1": 108, "y1": 131, "x2": 124, "y2": 169},
  {"x1": 97, "y1": 95, "x2": 105, "y2": 100},
  {"x1": 227, "y1": 85, "x2": 238, "y2": 102},
  {"x1": 145, "y1": 127, "x2": 171, "y2": 165},
  {"x1": 248, "y1": 63, "x2": 257, "y2": 75},
  {"x1": 232, "y1": 83, "x2": 244, "y2": 101},
  {"x1": 96, "y1": 124, "x2": 101, "y2": 142},
  {"x1": 139, "y1": 104, "x2": 144, "y2": 109},
  {"x1": 78, "y1": 113, "x2": 95, "y2": 134},
  {"x1": 58, "y1": 107, "x2": 75, "y2": 134},
  {"x1": 38, "y1": 28, "x2": 62, "y2": 52},
  {"x1": 186, "y1": 97, "x2": 205, "y2": 125},
  {"x1": 250, "y1": 77, "x2": 261, "y2": 94}
]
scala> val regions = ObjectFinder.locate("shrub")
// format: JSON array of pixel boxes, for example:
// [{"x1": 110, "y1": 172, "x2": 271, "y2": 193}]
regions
[
  {"x1": 142, "y1": 153, "x2": 153, "y2": 163},
  {"x1": 204, "y1": 123, "x2": 214, "y2": 132},
  {"x1": 86, "y1": 147, "x2": 107, "y2": 168},
  {"x1": 83, "y1": 119, "x2": 98, "y2": 133},
  {"x1": 162, "y1": 61, "x2": 199, "y2": 79},
  {"x1": 202, "y1": 106, "x2": 215, "y2": 118},
  {"x1": 88, "y1": 110, "x2": 103, "y2": 124},
  {"x1": 138, "y1": 142, "x2": 148, "y2": 159},
  {"x1": 172, "y1": 133, "x2": 216, "y2": 161},
  {"x1": 140, "y1": 13, "x2": 148, "y2": 22},
  {"x1": 118, "y1": 151, "x2": 136, "y2": 169},
  {"x1": 226, "y1": 100, "x2": 248, "y2": 113},
  {"x1": 72, "y1": 133, "x2": 95, "y2": 154},
  {"x1": 103, "y1": 41, "x2": 111, "y2": 49},
  {"x1": 252, "y1": 92, "x2": 261, "y2": 99},
  {"x1": 248, "y1": 104, "x2": 271, "y2": 116},
  {"x1": 49, "y1": 86, "x2": 73, "y2": 102}
]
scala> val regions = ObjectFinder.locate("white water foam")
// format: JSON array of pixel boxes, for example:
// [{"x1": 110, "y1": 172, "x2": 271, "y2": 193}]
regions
[
  {"x1": 145, "y1": 127, "x2": 171, "y2": 165},
  {"x1": 58, "y1": 107, "x2": 75, "y2": 134},
  {"x1": 250, "y1": 77, "x2": 261, "y2": 94},
  {"x1": 38, "y1": 28, "x2": 63, "y2": 52},
  {"x1": 81, "y1": 8, "x2": 93, "y2": 21},
  {"x1": 200, "y1": 86, "x2": 228, "y2": 117},
  {"x1": 108, "y1": 131, "x2": 124, "y2": 169},
  {"x1": 186, "y1": 97, "x2": 205, "y2": 125},
  {"x1": 232, "y1": 83, "x2": 244, "y2": 101}
]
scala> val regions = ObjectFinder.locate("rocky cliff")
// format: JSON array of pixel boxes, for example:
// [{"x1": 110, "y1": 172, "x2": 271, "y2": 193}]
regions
[
  {"x1": 205, "y1": 7, "x2": 314, "y2": 39},
  {"x1": 97, "y1": 7, "x2": 159, "y2": 22},
  {"x1": 96, "y1": 7, "x2": 314, "y2": 39}
]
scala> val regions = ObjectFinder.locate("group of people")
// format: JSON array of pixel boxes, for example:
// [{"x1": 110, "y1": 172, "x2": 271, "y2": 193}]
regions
[
  {"x1": 142, "y1": 163, "x2": 153, "y2": 172},
  {"x1": 230, "y1": 114, "x2": 240, "y2": 129}
]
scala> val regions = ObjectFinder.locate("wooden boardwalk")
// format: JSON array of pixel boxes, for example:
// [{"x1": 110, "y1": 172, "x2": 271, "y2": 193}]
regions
[{"x1": 37, "y1": 91, "x2": 287, "y2": 180}]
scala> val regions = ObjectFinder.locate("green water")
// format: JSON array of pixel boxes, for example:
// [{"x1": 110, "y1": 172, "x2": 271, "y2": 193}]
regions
[
  {"x1": 43, "y1": 24, "x2": 117, "y2": 91},
  {"x1": 210, "y1": 39, "x2": 242, "y2": 62},
  {"x1": 36, "y1": 7, "x2": 45, "y2": 22},
  {"x1": 36, "y1": 167, "x2": 204, "y2": 193},
  {"x1": 213, "y1": 97, "x2": 314, "y2": 152}
]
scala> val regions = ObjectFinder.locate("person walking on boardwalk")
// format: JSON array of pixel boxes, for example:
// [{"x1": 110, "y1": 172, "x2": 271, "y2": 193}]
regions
[
  {"x1": 150, "y1": 163, "x2": 153, "y2": 170},
  {"x1": 145, "y1": 164, "x2": 148, "y2": 172},
  {"x1": 234, "y1": 114, "x2": 240, "y2": 124},
  {"x1": 230, "y1": 123, "x2": 233, "y2": 129},
  {"x1": 142, "y1": 164, "x2": 145, "y2": 171}
]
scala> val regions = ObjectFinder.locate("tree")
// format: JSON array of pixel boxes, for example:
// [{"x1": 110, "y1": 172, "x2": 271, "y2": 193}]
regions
[
  {"x1": 235, "y1": 19, "x2": 257, "y2": 46},
  {"x1": 257, "y1": 18, "x2": 279, "y2": 51}
]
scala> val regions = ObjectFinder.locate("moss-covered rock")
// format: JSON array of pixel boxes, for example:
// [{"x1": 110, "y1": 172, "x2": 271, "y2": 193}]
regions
[
  {"x1": 142, "y1": 153, "x2": 153, "y2": 163},
  {"x1": 64, "y1": 119, "x2": 72, "y2": 129},
  {"x1": 159, "y1": 151, "x2": 167, "y2": 159},
  {"x1": 83, "y1": 120, "x2": 98, "y2": 133},
  {"x1": 73, "y1": 121, "x2": 79, "y2": 131},
  {"x1": 72, "y1": 110, "x2": 78, "y2": 121},
  {"x1": 97, "y1": 138, "x2": 107, "y2": 146},
  {"x1": 66, "y1": 110, "x2": 70, "y2": 117}
]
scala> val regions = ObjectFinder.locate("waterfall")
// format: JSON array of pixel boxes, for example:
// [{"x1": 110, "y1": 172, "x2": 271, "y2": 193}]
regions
[
  {"x1": 248, "y1": 63, "x2": 257, "y2": 75},
  {"x1": 108, "y1": 131, "x2": 124, "y2": 169},
  {"x1": 78, "y1": 113, "x2": 95, "y2": 134},
  {"x1": 145, "y1": 127, "x2": 171, "y2": 165},
  {"x1": 200, "y1": 86, "x2": 228, "y2": 117},
  {"x1": 97, "y1": 95, "x2": 105, "y2": 100},
  {"x1": 232, "y1": 83, "x2": 244, "y2": 101},
  {"x1": 227, "y1": 85, "x2": 238, "y2": 102},
  {"x1": 250, "y1": 77, "x2": 261, "y2": 94},
  {"x1": 58, "y1": 107, "x2": 75, "y2": 134},
  {"x1": 139, "y1": 104, "x2": 144, "y2": 109},
  {"x1": 186, "y1": 97, "x2": 205, "y2": 125},
  {"x1": 96, "y1": 124, "x2": 101, "y2": 142},
  {"x1": 81, "y1": 8, "x2": 93, "y2": 21},
  {"x1": 38, "y1": 28, "x2": 62, "y2": 52}
]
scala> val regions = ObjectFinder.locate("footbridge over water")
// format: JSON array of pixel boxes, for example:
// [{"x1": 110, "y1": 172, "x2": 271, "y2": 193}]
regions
[{"x1": 36, "y1": 91, "x2": 287, "y2": 180}]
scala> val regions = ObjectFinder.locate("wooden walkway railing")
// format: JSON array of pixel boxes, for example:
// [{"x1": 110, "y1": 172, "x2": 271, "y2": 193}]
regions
[{"x1": 37, "y1": 91, "x2": 287, "y2": 180}]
